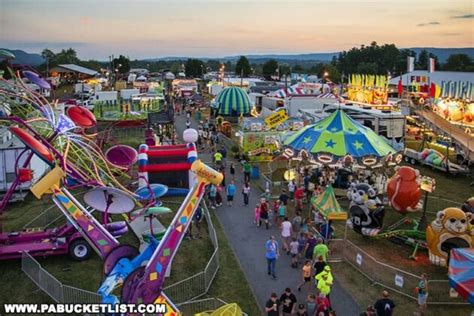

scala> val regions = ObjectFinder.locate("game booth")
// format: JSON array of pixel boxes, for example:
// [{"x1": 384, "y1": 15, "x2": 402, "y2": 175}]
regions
[
  {"x1": 347, "y1": 74, "x2": 389, "y2": 107},
  {"x1": 239, "y1": 116, "x2": 304, "y2": 162}
]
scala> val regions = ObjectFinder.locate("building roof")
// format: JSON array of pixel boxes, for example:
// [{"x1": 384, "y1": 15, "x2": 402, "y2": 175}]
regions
[
  {"x1": 389, "y1": 70, "x2": 474, "y2": 86},
  {"x1": 51, "y1": 64, "x2": 98, "y2": 76}
]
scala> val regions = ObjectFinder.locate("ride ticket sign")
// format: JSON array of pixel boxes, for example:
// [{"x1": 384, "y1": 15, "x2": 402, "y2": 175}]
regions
[{"x1": 265, "y1": 110, "x2": 289, "y2": 129}]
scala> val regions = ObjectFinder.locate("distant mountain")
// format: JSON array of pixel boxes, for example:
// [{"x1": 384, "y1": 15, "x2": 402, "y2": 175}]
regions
[
  {"x1": 408, "y1": 47, "x2": 474, "y2": 62},
  {"x1": 0, "y1": 49, "x2": 44, "y2": 66},
  {"x1": 147, "y1": 48, "x2": 473, "y2": 64}
]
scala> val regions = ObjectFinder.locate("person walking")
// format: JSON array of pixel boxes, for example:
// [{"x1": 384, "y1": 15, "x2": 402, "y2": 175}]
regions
[
  {"x1": 213, "y1": 151, "x2": 223, "y2": 166},
  {"x1": 260, "y1": 199, "x2": 270, "y2": 229},
  {"x1": 265, "y1": 293, "x2": 280, "y2": 316},
  {"x1": 226, "y1": 181, "x2": 236, "y2": 207},
  {"x1": 265, "y1": 236, "x2": 279, "y2": 280},
  {"x1": 279, "y1": 189, "x2": 289, "y2": 206},
  {"x1": 289, "y1": 237, "x2": 300, "y2": 268},
  {"x1": 305, "y1": 294, "x2": 317, "y2": 316},
  {"x1": 313, "y1": 255, "x2": 327, "y2": 277},
  {"x1": 280, "y1": 288, "x2": 297, "y2": 316},
  {"x1": 315, "y1": 266, "x2": 333, "y2": 302},
  {"x1": 313, "y1": 238, "x2": 329, "y2": 262},
  {"x1": 295, "y1": 186, "x2": 305, "y2": 209},
  {"x1": 185, "y1": 119, "x2": 191, "y2": 129},
  {"x1": 292, "y1": 210, "x2": 303, "y2": 235},
  {"x1": 229, "y1": 162, "x2": 235, "y2": 180},
  {"x1": 304, "y1": 232, "x2": 317, "y2": 260},
  {"x1": 297, "y1": 260, "x2": 313, "y2": 292},
  {"x1": 254, "y1": 203, "x2": 261, "y2": 227},
  {"x1": 416, "y1": 273, "x2": 429, "y2": 316},
  {"x1": 278, "y1": 202, "x2": 286, "y2": 225},
  {"x1": 296, "y1": 304, "x2": 308, "y2": 316},
  {"x1": 243, "y1": 160, "x2": 252, "y2": 183},
  {"x1": 280, "y1": 216, "x2": 292, "y2": 253},
  {"x1": 208, "y1": 184, "x2": 217, "y2": 209},
  {"x1": 373, "y1": 290, "x2": 395, "y2": 316},
  {"x1": 242, "y1": 182, "x2": 250, "y2": 206},
  {"x1": 288, "y1": 180, "x2": 296, "y2": 201}
]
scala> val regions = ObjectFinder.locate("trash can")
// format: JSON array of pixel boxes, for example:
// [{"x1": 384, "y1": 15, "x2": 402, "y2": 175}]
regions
[{"x1": 251, "y1": 166, "x2": 260, "y2": 179}]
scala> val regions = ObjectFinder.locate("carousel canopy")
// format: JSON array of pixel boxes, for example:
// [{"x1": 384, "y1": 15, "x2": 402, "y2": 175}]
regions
[
  {"x1": 214, "y1": 86, "x2": 252, "y2": 116},
  {"x1": 284, "y1": 109, "x2": 395, "y2": 159},
  {"x1": 449, "y1": 248, "x2": 474, "y2": 304},
  {"x1": 311, "y1": 185, "x2": 346, "y2": 220}
]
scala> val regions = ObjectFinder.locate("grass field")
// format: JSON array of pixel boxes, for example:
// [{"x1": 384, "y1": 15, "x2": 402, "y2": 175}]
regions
[
  {"x1": 0, "y1": 193, "x2": 260, "y2": 313},
  {"x1": 261, "y1": 163, "x2": 473, "y2": 315}
]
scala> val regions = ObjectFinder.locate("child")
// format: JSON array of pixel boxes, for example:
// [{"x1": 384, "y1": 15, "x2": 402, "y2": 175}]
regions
[
  {"x1": 215, "y1": 185, "x2": 223, "y2": 207},
  {"x1": 254, "y1": 203, "x2": 261, "y2": 227},
  {"x1": 297, "y1": 260, "x2": 313, "y2": 292},
  {"x1": 301, "y1": 218, "x2": 310, "y2": 234},
  {"x1": 289, "y1": 237, "x2": 300, "y2": 268}
]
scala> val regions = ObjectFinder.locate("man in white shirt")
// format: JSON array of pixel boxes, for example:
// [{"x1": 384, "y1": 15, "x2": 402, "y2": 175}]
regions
[{"x1": 280, "y1": 217, "x2": 293, "y2": 254}]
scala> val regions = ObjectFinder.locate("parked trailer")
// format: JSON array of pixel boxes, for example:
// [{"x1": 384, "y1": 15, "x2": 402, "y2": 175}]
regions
[{"x1": 403, "y1": 148, "x2": 470, "y2": 174}]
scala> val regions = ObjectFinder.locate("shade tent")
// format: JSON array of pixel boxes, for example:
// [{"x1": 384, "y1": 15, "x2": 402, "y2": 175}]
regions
[
  {"x1": 448, "y1": 248, "x2": 474, "y2": 304},
  {"x1": 283, "y1": 109, "x2": 395, "y2": 165},
  {"x1": 311, "y1": 185, "x2": 347, "y2": 220},
  {"x1": 213, "y1": 86, "x2": 252, "y2": 116},
  {"x1": 268, "y1": 85, "x2": 307, "y2": 98}
]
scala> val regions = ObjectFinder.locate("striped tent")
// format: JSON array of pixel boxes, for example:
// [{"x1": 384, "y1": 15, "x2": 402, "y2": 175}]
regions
[
  {"x1": 213, "y1": 87, "x2": 252, "y2": 116},
  {"x1": 315, "y1": 93, "x2": 338, "y2": 99},
  {"x1": 449, "y1": 248, "x2": 474, "y2": 304},
  {"x1": 284, "y1": 109, "x2": 395, "y2": 164},
  {"x1": 268, "y1": 85, "x2": 307, "y2": 98},
  {"x1": 311, "y1": 185, "x2": 346, "y2": 220}
]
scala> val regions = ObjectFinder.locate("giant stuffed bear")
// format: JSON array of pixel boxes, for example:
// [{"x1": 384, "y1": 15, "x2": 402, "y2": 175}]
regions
[
  {"x1": 346, "y1": 183, "x2": 385, "y2": 236},
  {"x1": 426, "y1": 207, "x2": 474, "y2": 267}
]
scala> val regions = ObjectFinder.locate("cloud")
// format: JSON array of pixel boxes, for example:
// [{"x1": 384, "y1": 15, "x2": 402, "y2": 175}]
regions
[
  {"x1": 451, "y1": 14, "x2": 474, "y2": 19},
  {"x1": 442, "y1": 32, "x2": 461, "y2": 36},
  {"x1": 416, "y1": 21, "x2": 441, "y2": 27},
  {"x1": 1, "y1": 41, "x2": 89, "y2": 50}
]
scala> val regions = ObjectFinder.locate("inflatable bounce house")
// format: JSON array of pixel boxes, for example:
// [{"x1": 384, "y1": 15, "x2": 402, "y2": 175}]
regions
[{"x1": 138, "y1": 129, "x2": 198, "y2": 196}]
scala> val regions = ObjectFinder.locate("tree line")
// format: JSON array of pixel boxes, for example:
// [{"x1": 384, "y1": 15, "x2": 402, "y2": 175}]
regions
[{"x1": 36, "y1": 43, "x2": 474, "y2": 83}]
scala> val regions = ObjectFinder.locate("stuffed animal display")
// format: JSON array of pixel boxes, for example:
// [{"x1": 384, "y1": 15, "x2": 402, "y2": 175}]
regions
[
  {"x1": 426, "y1": 207, "x2": 474, "y2": 267},
  {"x1": 346, "y1": 183, "x2": 385, "y2": 236},
  {"x1": 387, "y1": 166, "x2": 422, "y2": 213}
]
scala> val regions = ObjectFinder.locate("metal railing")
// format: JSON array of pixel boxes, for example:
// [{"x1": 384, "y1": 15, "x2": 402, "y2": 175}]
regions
[
  {"x1": 22, "y1": 252, "x2": 100, "y2": 304},
  {"x1": 329, "y1": 238, "x2": 469, "y2": 306},
  {"x1": 177, "y1": 298, "x2": 248, "y2": 315},
  {"x1": 163, "y1": 202, "x2": 220, "y2": 304},
  {"x1": 21, "y1": 202, "x2": 221, "y2": 308}
]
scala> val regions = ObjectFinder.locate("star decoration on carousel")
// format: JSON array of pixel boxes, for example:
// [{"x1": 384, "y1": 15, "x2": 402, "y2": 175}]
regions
[
  {"x1": 303, "y1": 136, "x2": 312, "y2": 144},
  {"x1": 330, "y1": 127, "x2": 339, "y2": 132},
  {"x1": 353, "y1": 140, "x2": 364, "y2": 150},
  {"x1": 325, "y1": 139, "x2": 336, "y2": 148}
]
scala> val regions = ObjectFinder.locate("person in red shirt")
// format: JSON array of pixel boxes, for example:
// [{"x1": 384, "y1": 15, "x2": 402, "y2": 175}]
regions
[{"x1": 294, "y1": 186, "x2": 305, "y2": 209}]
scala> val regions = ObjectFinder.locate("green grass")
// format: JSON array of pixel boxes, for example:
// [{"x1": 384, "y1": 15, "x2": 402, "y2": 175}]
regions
[{"x1": 0, "y1": 194, "x2": 260, "y2": 314}]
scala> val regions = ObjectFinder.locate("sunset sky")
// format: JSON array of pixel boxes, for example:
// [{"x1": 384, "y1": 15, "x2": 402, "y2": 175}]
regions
[{"x1": 1, "y1": 0, "x2": 473, "y2": 60}]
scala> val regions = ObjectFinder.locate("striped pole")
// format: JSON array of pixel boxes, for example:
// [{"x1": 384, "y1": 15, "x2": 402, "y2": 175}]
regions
[{"x1": 138, "y1": 144, "x2": 149, "y2": 188}]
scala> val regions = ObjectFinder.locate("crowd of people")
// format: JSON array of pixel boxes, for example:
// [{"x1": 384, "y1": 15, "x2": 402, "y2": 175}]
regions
[{"x1": 173, "y1": 98, "x2": 431, "y2": 316}]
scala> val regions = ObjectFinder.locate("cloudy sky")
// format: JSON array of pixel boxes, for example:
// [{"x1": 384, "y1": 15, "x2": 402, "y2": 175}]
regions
[{"x1": 1, "y1": 0, "x2": 473, "y2": 60}]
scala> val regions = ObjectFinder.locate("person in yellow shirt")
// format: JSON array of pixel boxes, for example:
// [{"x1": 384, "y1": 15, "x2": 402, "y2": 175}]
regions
[
  {"x1": 297, "y1": 260, "x2": 312, "y2": 292},
  {"x1": 315, "y1": 265, "x2": 333, "y2": 299}
]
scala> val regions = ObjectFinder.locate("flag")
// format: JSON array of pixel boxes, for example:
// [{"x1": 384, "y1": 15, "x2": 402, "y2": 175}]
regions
[
  {"x1": 398, "y1": 78, "x2": 403, "y2": 96},
  {"x1": 407, "y1": 56, "x2": 415, "y2": 73},
  {"x1": 428, "y1": 58, "x2": 435, "y2": 73}
]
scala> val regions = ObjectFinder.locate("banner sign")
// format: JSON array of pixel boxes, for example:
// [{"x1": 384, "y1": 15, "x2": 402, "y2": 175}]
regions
[{"x1": 265, "y1": 110, "x2": 289, "y2": 129}]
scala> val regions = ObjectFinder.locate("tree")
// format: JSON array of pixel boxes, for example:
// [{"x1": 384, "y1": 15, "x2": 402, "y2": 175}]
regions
[
  {"x1": 112, "y1": 55, "x2": 130, "y2": 74},
  {"x1": 416, "y1": 50, "x2": 429, "y2": 70},
  {"x1": 443, "y1": 54, "x2": 473, "y2": 71},
  {"x1": 54, "y1": 48, "x2": 80, "y2": 65},
  {"x1": 293, "y1": 64, "x2": 303, "y2": 72},
  {"x1": 41, "y1": 48, "x2": 55, "y2": 61},
  {"x1": 184, "y1": 58, "x2": 205, "y2": 78},
  {"x1": 206, "y1": 59, "x2": 221, "y2": 71},
  {"x1": 235, "y1": 56, "x2": 252, "y2": 77},
  {"x1": 356, "y1": 62, "x2": 378, "y2": 74},
  {"x1": 262, "y1": 59, "x2": 279, "y2": 80}
]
